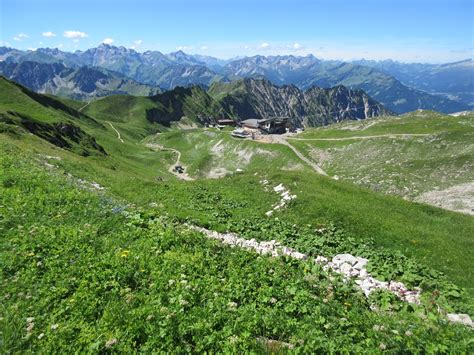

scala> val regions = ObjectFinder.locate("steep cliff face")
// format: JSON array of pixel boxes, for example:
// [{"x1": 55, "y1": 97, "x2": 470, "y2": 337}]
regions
[
  {"x1": 303, "y1": 85, "x2": 389, "y2": 126},
  {"x1": 209, "y1": 78, "x2": 391, "y2": 127}
]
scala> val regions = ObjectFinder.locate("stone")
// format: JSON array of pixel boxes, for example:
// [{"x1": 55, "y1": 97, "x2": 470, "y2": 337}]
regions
[
  {"x1": 339, "y1": 263, "x2": 353, "y2": 275},
  {"x1": 447, "y1": 313, "x2": 473, "y2": 327},
  {"x1": 332, "y1": 254, "x2": 358, "y2": 266},
  {"x1": 352, "y1": 257, "x2": 369, "y2": 270},
  {"x1": 314, "y1": 256, "x2": 328, "y2": 265}
]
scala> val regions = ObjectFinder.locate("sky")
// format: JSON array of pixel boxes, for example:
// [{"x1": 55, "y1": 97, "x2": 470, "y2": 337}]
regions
[{"x1": 1, "y1": 0, "x2": 473, "y2": 63}]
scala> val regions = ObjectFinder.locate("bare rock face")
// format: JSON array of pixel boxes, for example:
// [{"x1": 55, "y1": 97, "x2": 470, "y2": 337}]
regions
[{"x1": 210, "y1": 78, "x2": 391, "y2": 128}]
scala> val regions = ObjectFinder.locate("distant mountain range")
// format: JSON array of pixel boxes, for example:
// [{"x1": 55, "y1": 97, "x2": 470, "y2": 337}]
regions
[
  {"x1": 0, "y1": 61, "x2": 160, "y2": 100},
  {"x1": 352, "y1": 59, "x2": 474, "y2": 107},
  {"x1": 0, "y1": 44, "x2": 472, "y2": 113}
]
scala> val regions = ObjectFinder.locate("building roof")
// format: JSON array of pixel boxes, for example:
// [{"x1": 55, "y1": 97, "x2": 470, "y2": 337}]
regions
[{"x1": 241, "y1": 118, "x2": 259, "y2": 128}]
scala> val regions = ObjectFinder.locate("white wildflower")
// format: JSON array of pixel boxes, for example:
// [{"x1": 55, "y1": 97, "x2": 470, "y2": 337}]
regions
[{"x1": 105, "y1": 338, "x2": 118, "y2": 348}]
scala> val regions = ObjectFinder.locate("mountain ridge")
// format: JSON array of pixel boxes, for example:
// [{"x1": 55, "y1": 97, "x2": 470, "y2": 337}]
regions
[
  {"x1": 1, "y1": 45, "x2": 470, "y2": 113},
  {"x1": 0, "y1": 60, "x2": 161, "y2": 100}
]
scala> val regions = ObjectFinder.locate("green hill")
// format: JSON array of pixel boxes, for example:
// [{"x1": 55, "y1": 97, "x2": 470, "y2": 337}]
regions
[{"x1": 288, "y1": 110, "x2": 474, "y2": 214}]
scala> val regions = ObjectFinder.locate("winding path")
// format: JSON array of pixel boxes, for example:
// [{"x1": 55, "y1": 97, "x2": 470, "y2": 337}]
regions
[
  {"x1": 280, "y1": 139, "x2": 328, "y2": 176},
  {"x1": 106, "y1": 121, "x2": 124, "y2": 143},
  {"x1": 146, "y1": 143, "x2": 194, "y2": 181},
  {"x1": 275, "y1": 133, "x2": 429, "y2": 177},
  {"x1": 288, "y1": 133, "x2": 430, "y2": 141},
  {"x1": 78, "y1": 101, "x2": 91, "y2": 112}
]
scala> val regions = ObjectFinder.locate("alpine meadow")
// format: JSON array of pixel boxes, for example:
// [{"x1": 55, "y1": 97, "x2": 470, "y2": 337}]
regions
[{"x1": 1, "y1": 0, "x2": 473, "y2": 352}]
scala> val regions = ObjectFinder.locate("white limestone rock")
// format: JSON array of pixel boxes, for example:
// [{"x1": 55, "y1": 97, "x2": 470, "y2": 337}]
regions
[{"x1": 447, "y1": 313, "x2": 474, "y2": 327}]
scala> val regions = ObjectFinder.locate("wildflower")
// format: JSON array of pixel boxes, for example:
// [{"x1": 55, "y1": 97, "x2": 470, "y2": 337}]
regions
[
  {"x1": 37, "y1": 333, "x2": 44, "y2": 340},
  {"x1": 168, "y1": 279, "x2": 175, "y2": 286},
  {"x1": 112, "y1": 207, "x2": 122, "y2": 214},
  {"x1": 26, "y1": 317, "x2": 35, "y2": 323},
  {"x1": 105, "y1": 338, "x2": 118, "y2": 348},
  {"x1": 26, "y1": 322, "x2": 34, "y2": 333},
  {"x1": 227, "y1": 301, "x2": 238, "y2": 310},
  {"x1": 270, "y1": 297, "x2": 278, "y2": 304},
  {"x1": 51, "y1": 324, "x2": 59, "y2": 331},
  {"x1": 146, "y1": 315, "x2": 154, "y2": 321},
  {"x1": 120, "y1": 250, "x2": 130, "y2": 258},
  {"x1": 179, "y1": 299, "x2": 189, "y2": 306},
  {"x1": 379, "y1": 343, "x2": 387, "y2": 350},
  {"x1": 405, "y1": 330, "x2": 413, "y2": 337}
]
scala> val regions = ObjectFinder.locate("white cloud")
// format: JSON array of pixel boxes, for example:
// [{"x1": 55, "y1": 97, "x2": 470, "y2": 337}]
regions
[
  {"x1": 102, "y1": 38, "x2": 114, "y2": 45},
  {"x1": 200, "y1": 45, "x2": 208, "y2": 50},
  {"x1": 259, "y1": 42, "x2": 270, "y2": 49},
  {"x1": 42, "y1": 31, "x2": 56, "y2": 37},
  {"x1": 27, "y1": 47, "x2": 37, "y2": 51},
  {"x1": 130, "y1": 39, "x2": 143, "y2": 49},
  {"x1": 13, "y1": 33, "x2": 29, "y2": 41},
  {"x1": 293, "y1": 42, "x2": 302, "y2": 50},
  {"x1": 63, "y1": 30, "x2": 87, "y2": 39}
]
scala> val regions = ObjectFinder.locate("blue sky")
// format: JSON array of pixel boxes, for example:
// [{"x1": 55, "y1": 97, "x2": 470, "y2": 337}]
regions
[{"x1": 1, "y1": 0, "x2": 472, "y2": 63}]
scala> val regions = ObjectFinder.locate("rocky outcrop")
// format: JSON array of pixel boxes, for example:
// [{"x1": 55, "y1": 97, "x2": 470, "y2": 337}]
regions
[{"x1": 210, "y1": 78, "x2": 391, "y2": 127}]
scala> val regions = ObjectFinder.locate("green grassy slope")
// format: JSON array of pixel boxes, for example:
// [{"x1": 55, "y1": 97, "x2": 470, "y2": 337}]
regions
[
  {"x1": 109, "y1": 158, "x2": 472, "y2": 296},
  {"x1": 83, "y1": 86, "x2": 224, "y2": 135},
  {"x1": 1, "y1": 81, "x2": 473, "y2": 295},
  {"x1": 289, "y1": 110, "x2": 474, "y2": 202},
  {"x1": 2, "y1": 149, "x2": 472, "y2": 352},
  {"x1": 149, "y1": 128, "x2": 308, "y2": 178},
  {"x1": 1, "y1": 80, "x2": 474, "y2": 352}
]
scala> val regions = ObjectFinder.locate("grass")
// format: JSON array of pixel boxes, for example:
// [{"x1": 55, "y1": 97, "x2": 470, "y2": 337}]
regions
[
  {"x1": 288, "y1": 112, "x2": 474, "y2": 205},
  {"x1": 151, "y1": 128, "x2": 307, "y2": 177},
  {"x1": 1, "y1": 84, "x2": 473, "y2": 294},
  {"x1": 1, "y1": 80, "x2": 474, "y2": 350},
  {"x1": 296, "y1": 110, "x2": 472, "y2": 138},
  {"x1": 1, "y1": 148, "x2": 473, "y2": 353}
]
